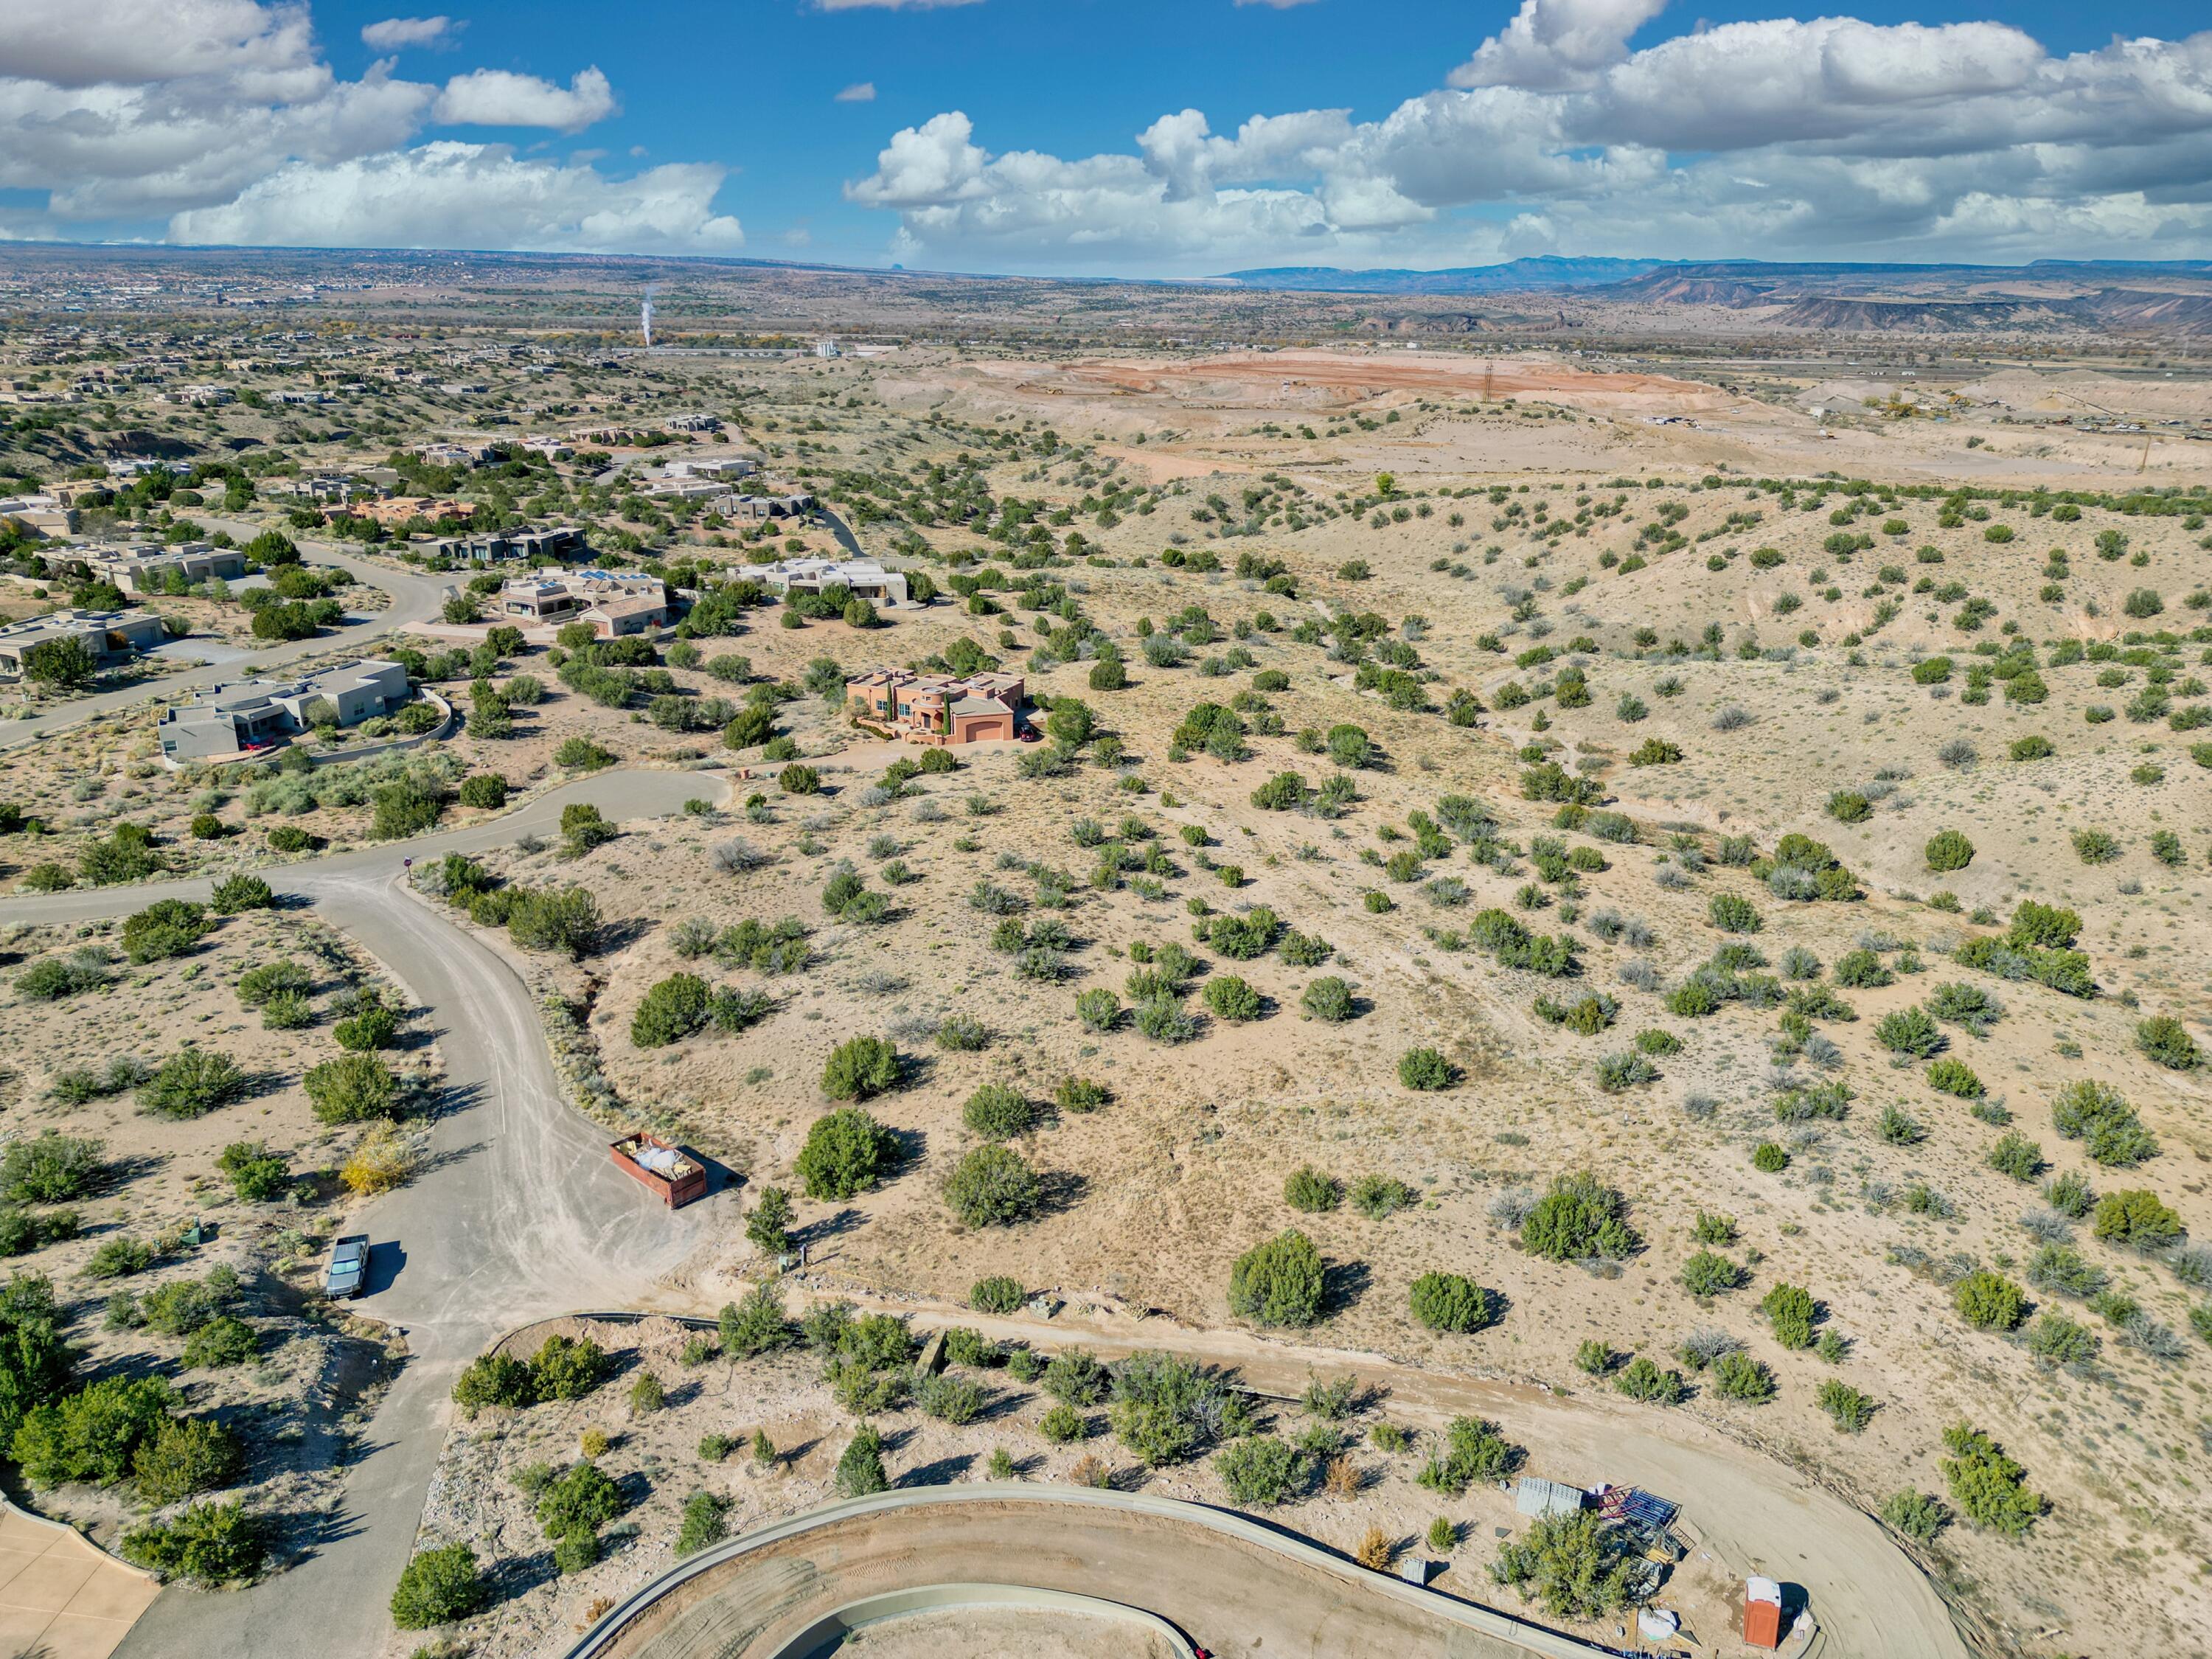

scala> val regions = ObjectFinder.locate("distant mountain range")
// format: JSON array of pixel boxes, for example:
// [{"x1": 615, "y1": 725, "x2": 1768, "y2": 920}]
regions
[
  {"x1": 1212, "y1": 257, "x2": 1673, "y2": 294},
  {"x1": 1213, "y1": 257, "x2": 2212, "y2": 298}
]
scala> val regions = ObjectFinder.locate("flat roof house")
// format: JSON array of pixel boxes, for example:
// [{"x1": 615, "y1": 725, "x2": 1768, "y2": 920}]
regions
[
  {"x1": 846, "y1": 667, "x2": 1024, "y2": 745},
  {"x1": 157, "y1": 659, "x2": 412, "y2": 762},
  {"x1": 640, "y1": 478, "x2": 734, "y2": 504},
  {"x1": 658, "y1": 457, "x2": 757, "y2": 481},
  {"x1": 496, "y1": 571, "x2": 669, "y2": 637},
  {"x1": 427, "y1": 526, "x2": 584, "y2": 564},
  {"x1": 79, "y1": 543, "x2": 248, "y2": 594},
  {"x1": 0, "y1": 493, "x2": 72, "y2": 540},
  {"x1": 0, "y1": 608, "x2": 166, "y2": 679},
  {"x1": 757, "y1": 556, "x2": 911, "y2": 609},
  {"x1": 731, "y1": 493, "x2": 816, "y2": 522},
  {"x1": 419, "y1": 442, "x2": 495, "y2": 467}
]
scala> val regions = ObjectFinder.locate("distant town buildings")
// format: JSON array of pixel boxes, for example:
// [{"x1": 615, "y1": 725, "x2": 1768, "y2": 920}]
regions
[
  {"x1": 0, "y1": 608, "x2": 164, "y2": 680},
  {"x1": 755, "y1": 556, "x2": 911, "y2": 608},
  {"x1": 846, "y1": 667, "x2": 1024, "y2": 745},
  {"x1": 157, "y1": 660, "x2": 414, "y2": 762}
]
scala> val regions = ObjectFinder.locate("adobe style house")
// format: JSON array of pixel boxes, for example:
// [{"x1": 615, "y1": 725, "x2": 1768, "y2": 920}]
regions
[
  {"x1": 0, "y1": 608, "x2": 165, "y2": 680},
  {"x1": 846, "y1": 667, "x2": 1025, "y2": 745},
  {"x1": 495, "y1": 571, "x2": 669, "y2": 637},
  {"x1": 74, "y1": 542, "x2": 248, "y2": 594},
  {"x1": 157, "y1": 660, "x2": 413, "y2": 762},
  {"x1": 426, "y1": 526, "x2": 584, "y2": 564},
  {"x1": 756, "y1": 555, "x2": 907, "y2": 607}
]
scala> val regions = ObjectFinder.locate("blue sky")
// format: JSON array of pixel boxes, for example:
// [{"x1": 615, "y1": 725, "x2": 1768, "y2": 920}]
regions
[{"x1": 6, "y1": 1, "x2": 2212, "y2": 272}]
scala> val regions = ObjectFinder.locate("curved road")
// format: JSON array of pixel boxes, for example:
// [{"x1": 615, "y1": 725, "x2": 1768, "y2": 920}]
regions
[
  {"x1": 0, "y1": 526, "x2": 452, "y2": 754},
  {"x1": 0, "y1": 770, "x2": 731, "y2": 1659},
  {"x1": 569, "y1": 1486, "x2": 1613, "y2": 1659}
]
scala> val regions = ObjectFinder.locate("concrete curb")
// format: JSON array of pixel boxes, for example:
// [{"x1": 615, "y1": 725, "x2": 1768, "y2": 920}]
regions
[{"x1": 558, "y1": 1484, "x2": 1618, "y2": 1659}]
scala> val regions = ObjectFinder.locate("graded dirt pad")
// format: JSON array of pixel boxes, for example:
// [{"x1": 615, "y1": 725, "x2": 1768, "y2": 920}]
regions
[
  {"x1": 605, "y1": 1498, "x2": 1547, "y2": 1659},
  {"x1": 987, "y1": 349, "x2": 1748, "y2": 420},
  {"x1": 829, "y1": 1605, "x2": 1180, "y2": 1659}
]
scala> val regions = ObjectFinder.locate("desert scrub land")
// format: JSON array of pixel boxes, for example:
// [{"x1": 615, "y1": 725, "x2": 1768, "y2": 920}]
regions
[
  {"x1": 415, "y1": 590, "x2": 2205, "y2": 1654},
  {"x1": 0, "y1": 896, "x2": 442, "y2": 1577},
  {"x1": 14, "y1": 335, "x2": 2209, "y2": 1656},
  {"x1": 397, "y1": 1306, "x2": 1757, "y2": 1659}
]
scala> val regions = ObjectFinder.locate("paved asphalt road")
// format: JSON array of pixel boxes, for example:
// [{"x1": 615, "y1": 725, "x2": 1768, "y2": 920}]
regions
[
  {"x1": 0, "y1": 769, "x2": 731, "y2": 1659},
  {"x1": 0, "y1": 529, "x2": 453, "y2": 755}
]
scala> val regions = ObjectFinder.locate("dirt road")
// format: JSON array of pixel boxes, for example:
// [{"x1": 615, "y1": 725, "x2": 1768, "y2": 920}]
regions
[{"x1": 1, "y1": 770, "x2": 731, "y2": 1659}]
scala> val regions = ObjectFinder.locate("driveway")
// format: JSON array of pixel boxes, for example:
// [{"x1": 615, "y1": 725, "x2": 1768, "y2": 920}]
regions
[
  {"x1": 1, "y1": 770, "x2": 730, "y2": 1659},
  {"x1": 0, "y1": 1502, "x2": 160, "y2": 1659}
]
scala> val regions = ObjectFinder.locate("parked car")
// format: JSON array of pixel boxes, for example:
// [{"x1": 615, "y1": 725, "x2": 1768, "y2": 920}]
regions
[{"x1": 326, "y1": 1234, "x2": 370, "y2": 1299}]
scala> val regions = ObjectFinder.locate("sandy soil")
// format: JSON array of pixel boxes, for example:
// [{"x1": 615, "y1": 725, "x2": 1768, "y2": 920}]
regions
[
  {"x1": 833, "y1": 1606, "x2": 1179, "y2": 1659},
  {"x1": 14, "y1": 330, "x2": 2208, "y2": 1658}
]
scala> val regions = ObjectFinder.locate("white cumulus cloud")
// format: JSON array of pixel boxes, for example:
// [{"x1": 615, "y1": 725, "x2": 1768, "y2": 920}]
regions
[
  {"x1": 1449, "y1": 0, "x2": 1666, "y2": 91},
  {"x1": 169, "y1": 141, "x2": 743, "y2": 252},
  {"x1": 0, "y1": 0, "x2": 316, "y2": 90},
  {"x1": 361, "y1": 15, "x2": 456, "y2": 52},
  {"x1": 432, "y1": 67, "x2": 617, "y2": 133},
  {"x1": 0, "y1": 0, "x2": 740, "y2": 251},
  {"x1": 846, "y1": 12, "x2": 2212, "y2": 272}
]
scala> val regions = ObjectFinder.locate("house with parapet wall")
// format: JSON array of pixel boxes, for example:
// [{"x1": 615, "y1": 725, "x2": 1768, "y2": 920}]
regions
[
  {"x1": 157, "y1": 660, "x2": 413, "y2": 762},
  {"x1": 757, "y1": 556, "x2": 911, "y2": 608},
  {"x1": 72, "y1": 543, "x2": 248, "y2": 594},
  {"x1": 425, "y1": 526, "x2": 584, "y2": 564},
  {"x1": 494, "y1": 571, "x2": 669, "y2": 637},
  {"x1": 0, "y1": 493, "x2": 72, "y2": 540},
  {"x1": 845, "y1": 667, "x2": 1025, "y2": 745},
  {"x1": 0, "y1": 608, "x2": 165, "y2": 679}
]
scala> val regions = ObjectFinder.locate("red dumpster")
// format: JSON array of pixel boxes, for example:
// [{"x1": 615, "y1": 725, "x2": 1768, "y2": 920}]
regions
[
  {"x1": 1744, "y1": 1576, "x2": 1784, "y2": 1650},
  {"x1": 610, "y1": 1133, "x2": 707, "y2": 1208}
]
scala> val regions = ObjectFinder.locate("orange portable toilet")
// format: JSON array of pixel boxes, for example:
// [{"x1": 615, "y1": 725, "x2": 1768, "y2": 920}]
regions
[{"x1": 1744, "y1": 1575, "x2": 1784, "y2": 1649}]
